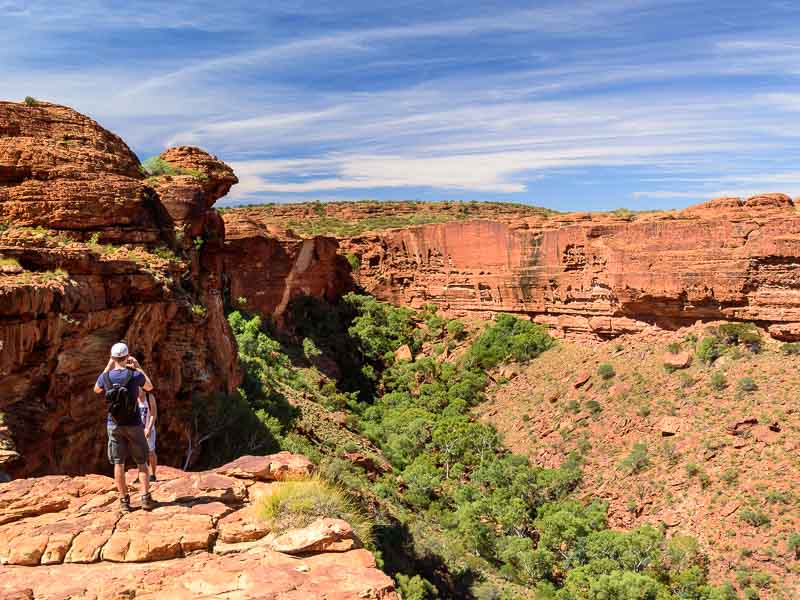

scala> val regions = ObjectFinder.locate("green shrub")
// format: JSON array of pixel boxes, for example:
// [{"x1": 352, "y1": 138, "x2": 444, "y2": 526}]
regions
[
  {"x1": 464, "y1": 313, "x2": 553, "y2": 370},
  {"x1": 259, "y1": 476, "x2": 373, "y2": 544},
  {"x1": 302, "y1": 337, "x2": 322, "y2": 360},
  {"x1": 740, "y1": 508, "x2": 770, "y2": 528},
  {"x1": 737, "y1": 377, "x2": 757, "y2": 392},
  {"x1": 710, "y1": 372, "x2": 727, "y2": 391},
  {"x1": 788, "y1": 533, "x2": 800, "y2": 558},
  {"x1": 597, "y1": 363, "x2": 615, "y2": 380},
  {"x1": 446, "y1": 319, "x2": 465, "y2": 339},
  {"x1": 395, "y1": 574, "x2": 439, "y2": 600},
  {"x1": 667, "y1": 341, "x2": 682, "y2": 354},
  {"x1": 152, "y1": 245, "x2": 179, "y2": 262},
  {"x1": 140, "y1": 156, "x2": 207, "y2": 181},
  {"x1": 620, "y1": 442, "x2": 650, "y2": 474},
  {"x1": 23, "y1": 96, "x2": 37, "y2": 106},
  {"x1": 780, "y1": 342, "x2": 800, "y2": 355},
  {"x1": 585, "y1": 399, "x2": 602, "y2": 416},
  {"x1": 697, "y1": 336, "x2": 723, "y2": 364},
  {"x1": 718, "y1": 322, "x2": 762, "y2": 351},
  {"x1": 345, "y1": 253, "x2": 361, "y2": 272},
  {"x1": 190, "y1": 304, "x2": 207, "y2": 318}
]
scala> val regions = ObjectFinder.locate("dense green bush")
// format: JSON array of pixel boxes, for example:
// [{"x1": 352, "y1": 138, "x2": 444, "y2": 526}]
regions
[
  {"x1": 446, "y1": 319, "x2": 465, "y2": 339},
  {"x1": 620, "y1": 442, "x2": 650, "y2": 474},
  {"x1": 464, "y1": 313, "x2": 554, "y2": 370},
  {"x1": 697, "y1": 336, "x2": 723, "y2": 365},
  {"x1": 344, "y1": 293, "x2": 419, "y2": 361},
  {"x1": 597, "y1": 363, "x2": 615, "y2": 380}
]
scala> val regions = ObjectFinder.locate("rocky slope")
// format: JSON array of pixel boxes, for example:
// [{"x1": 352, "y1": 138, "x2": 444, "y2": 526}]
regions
[
  {"x1": 477, "y1": 323, "x2": 800, "y2": 597},
  {"x1": 0, "y1": 452, "x2": 398, "y2": 599},
  {"x1": 237, "y1": 197, "x2": 800, "y2": 342}
]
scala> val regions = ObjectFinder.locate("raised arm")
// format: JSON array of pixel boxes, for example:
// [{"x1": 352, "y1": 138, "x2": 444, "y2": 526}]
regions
[{"x1": 93, "y1": 359, "x2": 114, "y2": 394}]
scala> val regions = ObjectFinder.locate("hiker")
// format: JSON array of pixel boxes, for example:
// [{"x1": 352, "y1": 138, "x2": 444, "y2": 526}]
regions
[
  {"x1": 137, "y1": 389, "x2": 158, "y2": 482},
  {"x1": 93, "y1": 342, "x2": 156, "y2": 513}
]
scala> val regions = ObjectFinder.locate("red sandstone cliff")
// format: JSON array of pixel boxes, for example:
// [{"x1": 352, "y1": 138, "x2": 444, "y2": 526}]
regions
[
  {"x1": 0, "y1": 101, "x2": 242, "y2": 477},
  {"x1": 220, "y1": 215, "x2": 353, "y2": 325},
  {"x1": 330, "y1": 194, "x2": 800, "y2": 340}
]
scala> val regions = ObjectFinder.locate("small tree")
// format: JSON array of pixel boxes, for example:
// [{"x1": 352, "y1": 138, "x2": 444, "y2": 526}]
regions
[{"x1": 24, "y1": 96, "x2": 38, "y2": 106}]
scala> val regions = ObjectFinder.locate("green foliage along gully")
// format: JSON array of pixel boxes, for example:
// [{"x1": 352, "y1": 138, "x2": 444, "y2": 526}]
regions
[{"x1": 219, "y1": 294, "x2": 738, "y2": 600}]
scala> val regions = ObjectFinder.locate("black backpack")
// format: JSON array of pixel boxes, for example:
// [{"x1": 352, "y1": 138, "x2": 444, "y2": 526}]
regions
[{"x1": 103, "y1": 369, "x2": 138, "y2": 424}]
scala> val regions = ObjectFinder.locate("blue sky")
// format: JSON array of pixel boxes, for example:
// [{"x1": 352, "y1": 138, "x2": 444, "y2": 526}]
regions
[{"x1": 3, "y1": 1, "x2": 800, "y2": 211}]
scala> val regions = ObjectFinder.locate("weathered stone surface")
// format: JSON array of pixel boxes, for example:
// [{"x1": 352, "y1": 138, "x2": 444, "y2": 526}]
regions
[
  {"x1": 659, "y1": 416, "x2": 683, "y2": 436},
  {"x1": 217, "y1": 507, "x2": 271, "y2": 543},
  {"x1": 0, "y1": 455, "x2": 397, "y2": 598},
  {"x1": 394, "y1": 344, "x2": 413, "y2": 362},
  {"x1": 270, "y1": 518, "x2": 360, "y2": 555},
  {"x1": 216, "y1": 452, "x2": 314, "y2": 482},
  {"x1": 663, "y1": 351, "x2": 692, "y2": 370}
]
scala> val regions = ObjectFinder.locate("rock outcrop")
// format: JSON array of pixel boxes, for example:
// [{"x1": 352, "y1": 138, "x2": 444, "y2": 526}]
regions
[
  {"x1": 334, "y1": 195, "x2": 800, "y2": 340},
  {"x1": 0, "y1": 101, "x2": 242, "y2": 477},
  {"x1": 220, "y1": 214, "x2": 353, "y2": 324},
  {"x1": 0, "y1": 452, "x2": 399, "y2": 599}
]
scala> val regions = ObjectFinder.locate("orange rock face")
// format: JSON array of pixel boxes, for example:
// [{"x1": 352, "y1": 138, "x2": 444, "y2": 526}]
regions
[
  {"x1": 220, "y1": 212, "x2": 353, "y2": 324},
  {"x1": 338, "y1": 197, "x2": 800, "y2": 340},
  {"x1": 0, "y1": 453, "x2": 399, "y2": 599},
  {"x1": 0, "y1": 101, "x2": 241, "y2": 477}
]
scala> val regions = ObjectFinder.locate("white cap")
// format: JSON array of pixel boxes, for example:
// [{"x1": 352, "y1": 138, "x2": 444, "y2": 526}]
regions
[{"x1": 111, "y1": 342, "x2": 129, "y2": 358}]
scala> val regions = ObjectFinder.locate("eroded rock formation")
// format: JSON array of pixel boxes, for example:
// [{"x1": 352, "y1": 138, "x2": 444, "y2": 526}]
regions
[
  {"x1": 0, "y1": 101, "x2": 243, "y2": 477},
  {"x1": 0, "y1": 452, "x2": 399, "y2": 599},
  {"x1": 220, "y1": 214, "x2": 353, "y2": 324},
  {"x1": 337, "y1": 195, "x2": 800, "y2": 340}
]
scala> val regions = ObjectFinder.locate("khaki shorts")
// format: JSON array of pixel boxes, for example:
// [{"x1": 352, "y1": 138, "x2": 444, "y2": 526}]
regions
[{"x1": 107, "y1": 424, "x2": 149, "y2": 466}]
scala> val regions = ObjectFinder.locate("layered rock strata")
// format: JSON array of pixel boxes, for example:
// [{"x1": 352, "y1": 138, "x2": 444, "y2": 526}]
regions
[
  {"x1": 0, "y1": 452, "x2": 399, "y2": 599},
  {"x1": 336, "y1": 194, "x2": 800, "y2": 340}
]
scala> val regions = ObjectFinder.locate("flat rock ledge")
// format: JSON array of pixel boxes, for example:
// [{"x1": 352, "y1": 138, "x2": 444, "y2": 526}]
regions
[{"x1": 0, "y1": 452, "x2": 398, "y2": 599}]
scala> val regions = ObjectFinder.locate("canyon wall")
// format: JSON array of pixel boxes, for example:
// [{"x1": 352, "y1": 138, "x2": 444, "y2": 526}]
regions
[
  {"x1": 0, "y1": 102, "x2": 246, "y2": 477},
  {"x1": 220, "y1": 214, "x2": 353, "y2": 326},
  {"x1": 339, "y1": 195, "x2": 800, "y2": 340}
]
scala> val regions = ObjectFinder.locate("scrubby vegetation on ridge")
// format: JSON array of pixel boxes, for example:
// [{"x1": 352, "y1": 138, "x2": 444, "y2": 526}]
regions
[
  {"x1": 139, "y1": 155, "x2": 208, "y2": 181},
  {"x1": 217, "y1": 200, "x2": 555, "y2": 238},
  {"x1": 195, "y1": 293, "x2": 741, "y2": 599}
]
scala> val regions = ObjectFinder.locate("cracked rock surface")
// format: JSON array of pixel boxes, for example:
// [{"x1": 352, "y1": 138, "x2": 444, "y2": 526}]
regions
[{"x1": 0, "y1": 452, "x2": 398, "y2": 599}]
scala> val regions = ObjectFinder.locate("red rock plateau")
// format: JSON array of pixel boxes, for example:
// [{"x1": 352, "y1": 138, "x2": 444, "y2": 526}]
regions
[
  {"x1": 0, "y1": 452, "x2": 398, "y2": 599},
  {"x1": 0, "y1": 101, "x2": 351, "y2": 478},
  {"x1": 236, "y1": 197, "x2": 800, "y2": 341}
]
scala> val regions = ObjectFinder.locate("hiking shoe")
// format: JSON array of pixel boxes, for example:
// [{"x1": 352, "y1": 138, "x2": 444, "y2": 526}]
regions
[
  {"x1": 149, "y1": 474, "x2": 157, "y2": 482},
  {"x1": 141, "y1": 493, "x2": 156, "y2": 511},
  {"x1": 119, "y1": 495, "x2": 131, "y2": 515}
]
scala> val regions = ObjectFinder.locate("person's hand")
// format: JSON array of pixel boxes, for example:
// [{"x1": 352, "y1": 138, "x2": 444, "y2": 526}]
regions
[
  {"x1": 127, "y1": 357, "x2": 140, "y2": 369},
  {"x1": 144, "y1": 426, "x2": 151, "y2": 438}
]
